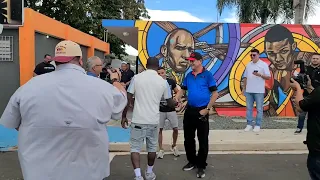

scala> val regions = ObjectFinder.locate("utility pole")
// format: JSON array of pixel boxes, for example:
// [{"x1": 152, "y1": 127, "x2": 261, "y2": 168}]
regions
[{"x1": 294, "y1": 0, "x2": 307, "y2": 24}]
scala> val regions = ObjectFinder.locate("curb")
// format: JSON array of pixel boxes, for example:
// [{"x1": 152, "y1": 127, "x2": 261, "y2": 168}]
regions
[{"x1": 109, "y1": 142, "x2": 307, "y2": 152}]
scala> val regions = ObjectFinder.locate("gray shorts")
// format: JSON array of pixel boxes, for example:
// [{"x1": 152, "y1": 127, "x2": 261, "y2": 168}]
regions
[
  {"x1": 159, "y1": 111, "x2": 179, "y2": 129},
  {"x1": 130, "y1": 123, "x2": 159, "y2": 153}
]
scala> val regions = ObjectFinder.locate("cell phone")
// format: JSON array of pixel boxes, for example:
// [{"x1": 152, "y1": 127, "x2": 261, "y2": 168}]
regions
[{"x1": 254, "y1": 70, "x2": 258, "y2": 73}]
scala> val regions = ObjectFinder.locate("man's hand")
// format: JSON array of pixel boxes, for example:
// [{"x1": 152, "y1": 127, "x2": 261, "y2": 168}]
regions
[
  {"x1": 242, "y1": 89, "x2": 246, "y2": 95},
  {"x1": 107, "y1": 68, "x2": 122, "y2": 81},
  {"x1": 121, "y1": 117, "x2": 129, "y2": 129},
  {"x1": 253, "y1": 71, "x2": 262, "y2": 77},
  {"x1": 199, "y1": 109, "x2": 209, "y2": 116},
  {"x1": 290, "y1": 78, "x2": 301, "y2": 91}
]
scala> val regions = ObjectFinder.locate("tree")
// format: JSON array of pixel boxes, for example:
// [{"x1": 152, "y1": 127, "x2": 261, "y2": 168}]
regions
[
  {"x1": 25, "y1": 0, "x2": 149, "y2": 57},
  {"x1": 216, "y1": 0, "x2": 319, "y2": 23}
]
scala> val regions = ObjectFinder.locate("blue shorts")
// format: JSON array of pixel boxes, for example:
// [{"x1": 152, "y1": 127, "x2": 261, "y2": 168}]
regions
[{"x1": 130, "y1": 123, "x2": 159, "y2": 153}]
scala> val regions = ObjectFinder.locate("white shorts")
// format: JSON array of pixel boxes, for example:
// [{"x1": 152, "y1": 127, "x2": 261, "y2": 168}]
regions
[{"x1": 159, "y1": 111, "x2": 179, "y2": 129}]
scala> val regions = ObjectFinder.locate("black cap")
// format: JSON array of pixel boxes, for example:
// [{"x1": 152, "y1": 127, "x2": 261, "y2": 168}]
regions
[{"x1": 186, "y1": 52, "x2": 202, "y2": 61}]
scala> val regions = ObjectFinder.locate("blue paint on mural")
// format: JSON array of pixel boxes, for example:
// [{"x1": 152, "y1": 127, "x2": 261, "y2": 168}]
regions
[
  {"x1": 0, "y1": 125, "x2": 18, "y2": 150},
  {"x1": 0, "y1": 125, "x2": 130, "y2": 151}
]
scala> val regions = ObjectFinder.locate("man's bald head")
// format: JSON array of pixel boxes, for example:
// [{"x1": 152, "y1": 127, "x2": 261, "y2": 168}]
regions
[{"x1": 161, "y1": 28, "x2": 194, "y2": 73}]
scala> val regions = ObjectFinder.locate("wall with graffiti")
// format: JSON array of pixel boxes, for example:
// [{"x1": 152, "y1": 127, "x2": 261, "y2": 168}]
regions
[{"x1": 103, "y1": 21, "x2": 320, "y2": 117}]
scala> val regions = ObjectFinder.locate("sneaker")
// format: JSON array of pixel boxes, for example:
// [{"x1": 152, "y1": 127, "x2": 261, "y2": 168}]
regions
[
  {"x1": 134, "y1": 176, "x2": 144, "y2": 180},
  {"x1": 294, "y1": 128, "x2": 302, "y2": 134},
  {"x1": 244, "y1": 125, "x2": 253, "y2": 132},
  {"x1": 145, "y1": 171, "x2": 156, "y2": 180},
  {"x1": 157, "y1": 149, "x2": 165, "y2": 159},
  {"x1": 171, "y1": 146, "x2": 180, "y2": 157},
  {"x1": 253, "y1": 126, "x2": 261, "y2": 132},
  {"x1": 183, "y1": 163, "x2": 195, "y2": 171},
  {"x1": 196, "y1": 168, "x2": 205, "y2": 178}
]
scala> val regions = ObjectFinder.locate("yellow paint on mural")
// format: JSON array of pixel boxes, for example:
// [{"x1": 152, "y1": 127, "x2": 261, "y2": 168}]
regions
[{"x1": 135, "y1": 20, "x2": 152, "y2": 68}]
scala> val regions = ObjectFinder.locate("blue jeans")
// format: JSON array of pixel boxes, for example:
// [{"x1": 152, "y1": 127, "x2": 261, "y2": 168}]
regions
[
  {"x1": 297, "y1": 111, "x2": 307, "y2": 129},
  {"x1": 245, "y1": 92, "x2": 264, "y2": 126}
]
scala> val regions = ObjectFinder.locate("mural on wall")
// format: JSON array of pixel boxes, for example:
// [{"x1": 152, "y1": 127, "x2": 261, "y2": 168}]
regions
[{"x1": 133, "y1": 21, "x2": 320, "y2": 117}]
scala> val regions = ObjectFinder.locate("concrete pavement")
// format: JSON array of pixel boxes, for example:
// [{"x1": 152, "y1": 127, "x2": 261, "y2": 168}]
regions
[
  {"x1": 0, "y1": 151, "x2": 310, "y2": 180},
  {"x1": 109, "y1": 129, "x2": 308, "y2": 152},
  {"x1": 109, "y1": 153, "x2": 310, "y2": 180}
]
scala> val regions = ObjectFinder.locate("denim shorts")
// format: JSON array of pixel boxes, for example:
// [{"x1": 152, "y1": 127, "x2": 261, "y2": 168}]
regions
[{"x1": 130, "y1": 123, "x2": 159, "y2": 153}]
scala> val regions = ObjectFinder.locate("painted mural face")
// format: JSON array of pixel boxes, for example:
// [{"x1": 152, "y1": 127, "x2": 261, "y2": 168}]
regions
[
  {"x1": 265, "y1": 39, "x2": 296, "y2": 70},
  {"x1": 161, "y1": 29, "x2": 195, "y2": 73}
]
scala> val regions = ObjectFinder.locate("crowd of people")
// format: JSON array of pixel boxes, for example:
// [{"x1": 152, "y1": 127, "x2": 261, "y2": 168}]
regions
[{"x1": 0, "y1": 39, "x2": 320, "y2": 180}]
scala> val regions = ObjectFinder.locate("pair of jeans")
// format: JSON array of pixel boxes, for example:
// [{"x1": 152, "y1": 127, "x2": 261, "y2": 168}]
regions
[
  {"x1": 307, "y1": 153, "x2": 320, "y2": 180},
  {"x1": 245, "y1": 92, "x2": 264, "y2": 126},
  {"x1": 297, "y1": 111, "x2": 307, "y2": 129},
  {"x1": 183, "y1": 106, "x2": 209, "y2": 169}
]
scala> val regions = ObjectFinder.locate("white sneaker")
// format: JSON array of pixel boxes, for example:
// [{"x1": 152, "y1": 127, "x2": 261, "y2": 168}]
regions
[
  {"x1": 145, "y1": 171, "x2": 156, "y2": 180},
  {"x1": 134, "y1": 176, "x2": 144, "y2": 180},
  {"x1": 253, "y1": 126, "x2": 261, "y2": 132},
  {"x1": 171, "y1": 146, "x2": 180, "y2": 157},
  {"x1": 157, "y1": 149, "x2": 165, "y2": 159},
  {"x1": 244, "y1": 125, "x2": 253, "y2": 132}
]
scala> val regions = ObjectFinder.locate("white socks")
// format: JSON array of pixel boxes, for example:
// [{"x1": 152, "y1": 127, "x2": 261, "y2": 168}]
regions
[
  {"x1": 134, "y1": 168, "x2": 141, "y2": 177},
  {"x1": 147, "y1": 165, "x2": 153, "y2": 173},
  {"x1": 134, "y1": 166, "x2": 153, "y2": 177}
]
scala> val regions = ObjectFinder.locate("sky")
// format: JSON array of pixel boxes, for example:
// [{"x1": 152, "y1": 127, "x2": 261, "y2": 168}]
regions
[{"x1": 125, "y1": 0, "x2": 320, "y2": 56}]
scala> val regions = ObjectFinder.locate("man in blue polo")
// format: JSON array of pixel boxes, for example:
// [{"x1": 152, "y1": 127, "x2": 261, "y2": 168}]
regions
[{"x1": 175, "y1": 52, "x2": 219, "y2": 178}]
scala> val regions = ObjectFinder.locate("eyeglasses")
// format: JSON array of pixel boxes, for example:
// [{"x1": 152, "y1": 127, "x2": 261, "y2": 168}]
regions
[{"x1": 250, "y1": 54, "x2": 256, "y2": 57}]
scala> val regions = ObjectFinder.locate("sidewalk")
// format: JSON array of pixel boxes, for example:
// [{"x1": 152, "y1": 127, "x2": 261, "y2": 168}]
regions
[{"x1": 109, "y1": 129, "x2": 308, "y2": 152}]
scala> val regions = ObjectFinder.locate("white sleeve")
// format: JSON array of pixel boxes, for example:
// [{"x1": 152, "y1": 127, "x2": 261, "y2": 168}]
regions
[
  {"x1": 0, "y1": 88, "x2": 22, "y2": 129},
  {"x1": 243, "y1": 68, "x2": 248, "y2": 78},
  {"x1": 127, "y1": 76, "x2": 135, "y2": 95},
  {"x1": 263, "y1": 63, "x2": 271, "y2": 77},
  {"x1": 110, "y1": 87, "x2": 128, "y2": 120},
  {"x1": 163, "y1": 81, "x2": 172, "y2": 100}
]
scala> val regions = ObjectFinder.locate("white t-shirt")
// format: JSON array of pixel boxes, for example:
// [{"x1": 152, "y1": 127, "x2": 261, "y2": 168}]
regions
[
  {"x1": 127, "y1": 69, "x2": 172, "y2": 125},
  {"x1": 244, "y1": 60, "x2": 271, "y2": 93},
  {"x1": 0, "y1": 64, "x2": 127, "y2": 180}
]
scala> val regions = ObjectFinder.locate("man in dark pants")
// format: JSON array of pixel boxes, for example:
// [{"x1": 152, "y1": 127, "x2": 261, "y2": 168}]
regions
[
  {"x1": 291, "y1": 74, "x2": 320, "y2": 180},
  {"x1": 295, "y1": 53, "x2": 320, "y2": 134},
  {"x1": 175, "y1": 52, "x2": 219, "y2": 178}
]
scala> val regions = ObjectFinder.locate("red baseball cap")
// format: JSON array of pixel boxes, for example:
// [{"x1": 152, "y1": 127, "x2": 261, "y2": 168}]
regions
[{"x1": 186, "y1": 52, "x2": 202, "y2": 61}]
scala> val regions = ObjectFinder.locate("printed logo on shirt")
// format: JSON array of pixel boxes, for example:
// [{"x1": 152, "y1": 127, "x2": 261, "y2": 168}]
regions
[{"x1": 44, "y1": 67, "x2": 55, "y2": 70}]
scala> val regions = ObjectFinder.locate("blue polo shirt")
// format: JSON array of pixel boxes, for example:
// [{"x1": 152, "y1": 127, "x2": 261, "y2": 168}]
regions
[
  {"x1": 87, "y1": 72, "x2": 97, "y2": 77},
  {"x1": 181, "y1": 68, "x2": 217, "y2": 107}
]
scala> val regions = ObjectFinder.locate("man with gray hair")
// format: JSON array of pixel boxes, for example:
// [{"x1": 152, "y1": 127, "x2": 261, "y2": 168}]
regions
[
  {"x1": 86, "y1": 56, "x2": 104, "y2": 77},
  {"x1": 0, "y1": 40, "x2": 127, "y2": 180}
]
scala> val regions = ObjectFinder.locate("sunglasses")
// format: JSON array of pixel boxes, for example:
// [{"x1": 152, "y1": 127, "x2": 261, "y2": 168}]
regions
[{"x1": 250, "y1": 54, "x2": 257, "y2": 57}]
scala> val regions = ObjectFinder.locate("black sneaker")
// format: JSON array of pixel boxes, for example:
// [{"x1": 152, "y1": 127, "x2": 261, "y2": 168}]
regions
[
  {"x1": 182, "y1": 163, "x2": 195, "y2": 171},
  {"x1": 294, "y1": 128, "x2": 302, "y2": 134},
  {"x1": 197, "y1": 168, "x2": 205, "y2": 178}
]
